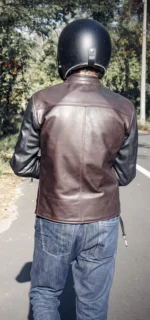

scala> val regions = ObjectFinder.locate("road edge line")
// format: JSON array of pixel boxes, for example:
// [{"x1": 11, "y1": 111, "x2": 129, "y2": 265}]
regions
[{"x1": 136, "y1": 164, "x2": 150, "y2": 178}]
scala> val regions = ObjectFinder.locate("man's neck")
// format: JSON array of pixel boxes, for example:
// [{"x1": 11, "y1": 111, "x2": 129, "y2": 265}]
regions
[{"x1": 75, "y1": 70, "x2": 99, "y2": 78}]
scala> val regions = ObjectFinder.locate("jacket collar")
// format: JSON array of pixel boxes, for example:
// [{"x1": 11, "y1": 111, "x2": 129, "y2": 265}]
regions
[{"x1": 65, "y1": 74, "x2": 103, "y2": 86}]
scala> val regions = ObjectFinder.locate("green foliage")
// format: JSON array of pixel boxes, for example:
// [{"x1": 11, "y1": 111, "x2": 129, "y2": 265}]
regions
[
  {"x1": 0, "y1": 0, "x2": 61, "y2": 135},
  {"x1": 0, "y1": 0, "x2": 150, "y2": 137},
  {"x1": 103, "y1": 13, "x2": 142, "y2": 107}
]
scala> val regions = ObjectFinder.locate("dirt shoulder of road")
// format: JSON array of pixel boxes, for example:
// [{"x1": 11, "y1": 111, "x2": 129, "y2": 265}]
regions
[
  {"x1": 138, "y1": 122, "x2": 150, "y2": 133},
  {"x1": 138, "y1": 129, "x2": 150, "y2": 134},
  {"x1": 0, "y1": 174, "x2": 22, "y2": 222}
]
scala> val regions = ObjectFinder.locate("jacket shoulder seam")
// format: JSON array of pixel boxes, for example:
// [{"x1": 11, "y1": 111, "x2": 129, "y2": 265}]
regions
[{"x1": 34, "y1": 103, "x2": 133, "y2": 119}]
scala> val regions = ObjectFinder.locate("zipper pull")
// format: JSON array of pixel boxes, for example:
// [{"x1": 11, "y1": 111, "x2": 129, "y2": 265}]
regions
[{"x1": 123, "y1": 235, "x2": 128, "y2": 247}]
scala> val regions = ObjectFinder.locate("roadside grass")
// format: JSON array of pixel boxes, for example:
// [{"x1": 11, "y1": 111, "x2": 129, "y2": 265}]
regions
[
  {"x1": 138, "y1": 121, "x2": 150, "y2": 132},
  {"x1": 0, "y1": 134, "x2": 18, "y2": 176}
]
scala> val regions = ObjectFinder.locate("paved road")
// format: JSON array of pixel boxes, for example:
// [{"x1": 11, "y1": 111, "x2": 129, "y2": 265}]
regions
[
  {"x1": 138, "y1": 132, "x2": 150, "y2": 171},
  {"x1": 0, "y1": 133, "x2": 150, "y2": 320}
]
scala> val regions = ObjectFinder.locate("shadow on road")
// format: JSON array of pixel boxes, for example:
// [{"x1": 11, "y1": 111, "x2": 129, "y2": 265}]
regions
[
  {"x1": 138, "y1": 133, "x2": 150, "y2": 137},
  {"x1": 16, "y1": 262, "x2": 31, "y2": 283},
  {"x1": 138, "y1": 143, "x2": 150, "y2": 149},
  {"x1": 16, "y1": 262, "x2": 76, "y2": 320},
  {"x1": 137, "y1": 155, "x2": 150, "y2": 159}
]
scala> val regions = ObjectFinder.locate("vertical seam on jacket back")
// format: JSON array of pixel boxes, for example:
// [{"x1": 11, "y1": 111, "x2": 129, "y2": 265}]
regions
[{"x1": 79, "y1": 107, "x2": 87, "y2": 222}]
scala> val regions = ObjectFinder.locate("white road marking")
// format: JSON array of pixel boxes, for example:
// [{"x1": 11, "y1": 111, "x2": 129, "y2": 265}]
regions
[{"x1": 136, "y1": 164, "x2": 150, "y2": 178}]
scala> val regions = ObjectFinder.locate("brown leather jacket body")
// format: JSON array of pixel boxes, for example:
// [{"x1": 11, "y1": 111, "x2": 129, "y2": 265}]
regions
[{"x1": 10, "y1": 75, "x2": 138, "y2": 223}]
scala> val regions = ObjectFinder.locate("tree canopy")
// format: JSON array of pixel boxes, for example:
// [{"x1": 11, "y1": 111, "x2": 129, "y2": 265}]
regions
[{"x1": 0, "y1": 0, "x2": 150, "y2": 135}]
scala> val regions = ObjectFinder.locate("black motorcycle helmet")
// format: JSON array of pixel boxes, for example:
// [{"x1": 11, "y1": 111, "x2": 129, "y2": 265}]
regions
[{"x1": 57, "y1": 18, "x2": 112, "y2": 80}]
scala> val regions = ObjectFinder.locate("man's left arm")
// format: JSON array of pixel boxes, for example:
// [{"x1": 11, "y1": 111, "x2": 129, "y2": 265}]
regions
[
  {"x1": 113, "y1": 108, "x2": 138, "y2": 186},
  {"x1": 10, "y1": 97, "x2": 40, "y2": 179}
]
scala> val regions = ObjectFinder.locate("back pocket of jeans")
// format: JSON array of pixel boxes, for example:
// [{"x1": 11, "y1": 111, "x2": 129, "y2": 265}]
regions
[
  {"x1": 40, "y1": 218, "x2": 75, "y2": 257},
  {"x1": 96, "y1": 217, "x2": 119, "y2": 259}
]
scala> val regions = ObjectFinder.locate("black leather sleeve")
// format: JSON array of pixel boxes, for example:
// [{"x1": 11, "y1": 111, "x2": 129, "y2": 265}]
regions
[
  {"x1": 10, "y1": 98, "x2": 40, "y2": 179},
  {"x1": 114, "y1": 109, "x2": 138, "y2": 186}
]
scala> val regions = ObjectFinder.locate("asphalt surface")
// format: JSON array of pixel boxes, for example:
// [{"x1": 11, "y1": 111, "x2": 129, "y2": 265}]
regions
[{"x1": 0, "y1": 132, "x2": 150, "y2": 320}]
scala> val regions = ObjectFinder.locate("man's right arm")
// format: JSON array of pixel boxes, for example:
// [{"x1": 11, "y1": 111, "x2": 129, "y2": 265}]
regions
[
  {"x1": 114, "y1": 108, "x2": 138, "y2": 186},
  {"x1": 10, "y1": 97, "x2": 40, "y2": 179}
]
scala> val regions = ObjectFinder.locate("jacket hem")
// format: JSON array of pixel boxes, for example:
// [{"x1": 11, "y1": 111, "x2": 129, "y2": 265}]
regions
[{"x1": 35, "y1": 212, "x2": 121, "y2": 224}]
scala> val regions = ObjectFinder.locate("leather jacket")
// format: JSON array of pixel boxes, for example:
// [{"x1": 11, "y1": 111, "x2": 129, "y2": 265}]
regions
[{"x1": 10, "y1": 75, "x2": 138, "y2": 223}]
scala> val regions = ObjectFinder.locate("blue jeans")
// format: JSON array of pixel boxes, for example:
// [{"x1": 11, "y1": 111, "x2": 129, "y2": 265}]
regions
[{"x1": 30, "y1": 216, "x2": 119, "y2": 320}]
